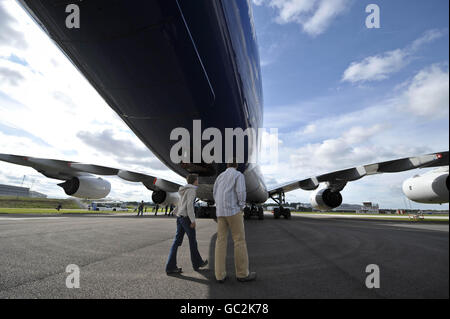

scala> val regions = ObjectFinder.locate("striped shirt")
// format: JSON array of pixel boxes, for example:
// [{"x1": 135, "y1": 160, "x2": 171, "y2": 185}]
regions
[{"x1": 213, "y1": 167, "x2": 246, "y2": 217}]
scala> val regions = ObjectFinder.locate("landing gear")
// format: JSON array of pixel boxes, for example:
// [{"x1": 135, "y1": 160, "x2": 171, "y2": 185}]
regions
[
  {"x1": 244, "y1": 204, "x2": 264, "y2": 220},
  {"x1": 270, "y1": 191, "x2": 291, "y2": 220},
  {"x1": 283, "y1": 208, "x2": 291, "y2": 219},
  {"x1": 194, "y1": 203, "x2": 216, "y2": 219},
  {"x1": 273, "y1": 207, "x2": 291, "y2": 219},
  {"x1": 258, "y1": 206, "x2": 264, "y2": 220},
  {"x1": 273, "y1": 207, "x2": 281, "y2": 219}
]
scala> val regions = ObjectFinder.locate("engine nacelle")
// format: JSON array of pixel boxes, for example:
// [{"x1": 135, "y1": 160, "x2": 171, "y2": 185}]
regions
[
  {"x1": 310, "y1": 188, "x2": 343, "y2": 211},
  {"x1": 58, "y1": 176, "x2": 111, "y2": 199},
  {"x1": 152, "y1": 190, "x2": 180, "y2": 206},
  {"x1": 402, "y1": 171, "x2": 449, "y2": 204}
]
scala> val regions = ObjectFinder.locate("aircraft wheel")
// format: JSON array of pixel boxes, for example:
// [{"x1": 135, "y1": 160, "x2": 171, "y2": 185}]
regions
[
  {"x1": 283, "y1": 208, "x2": 291, "y2": 219},
  {"x1": 273, "y1": 208, "x2": 280, "y2": 219},
  {"x1": 258, "y1": 207, "x2": 264, "y2": 220}
]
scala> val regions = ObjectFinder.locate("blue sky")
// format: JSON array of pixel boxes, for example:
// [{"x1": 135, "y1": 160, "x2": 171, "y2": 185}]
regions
[
  {"x1": 252, "y1": 0, "x2": 449, "y2": 209},
  {"x1": 0, "y1": 0, "x2": 448, "y2": 209},
  {"x1": 253, "y1": 0, "x2": 448, "y2": 119}
]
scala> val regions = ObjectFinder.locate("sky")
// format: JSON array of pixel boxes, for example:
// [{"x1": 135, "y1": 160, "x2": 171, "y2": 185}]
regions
[{"x1": 0, "y1": 0, "x2": 448, "y2": 209}]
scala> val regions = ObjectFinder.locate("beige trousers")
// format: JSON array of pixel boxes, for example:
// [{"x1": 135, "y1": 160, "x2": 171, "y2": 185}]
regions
[{"x1": 215, "y1": 212, "x2": 249, "y2": 280}]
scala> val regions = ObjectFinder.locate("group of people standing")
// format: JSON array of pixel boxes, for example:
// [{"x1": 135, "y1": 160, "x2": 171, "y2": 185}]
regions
[
  {"x1": 165, "y1": 160, "x2": 256, "y2": 283},
  {"x1": 136, "y1": 202, "x2": 174, "y2": 217}
]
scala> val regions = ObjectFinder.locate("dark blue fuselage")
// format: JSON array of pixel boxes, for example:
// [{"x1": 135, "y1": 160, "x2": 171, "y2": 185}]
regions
[{"x1": 19, "y1": 0, "x2": 265, "y2": 196}]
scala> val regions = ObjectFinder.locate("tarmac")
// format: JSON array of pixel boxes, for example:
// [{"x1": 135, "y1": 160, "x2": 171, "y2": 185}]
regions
[{"x1": 0, "y1": 212, "x2": 448, "y2": 299}]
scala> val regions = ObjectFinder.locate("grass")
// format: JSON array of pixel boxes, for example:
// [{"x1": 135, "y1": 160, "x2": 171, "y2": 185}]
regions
[
  {"x1": 0, "y1": 196, "x2": 80, "y2": 209},
  {"x1": 0, "y1": 208, "x2": 170, "y2": 215},
  {"x1": 0, "y1": 196, "x2": 165, "y2": 215}
]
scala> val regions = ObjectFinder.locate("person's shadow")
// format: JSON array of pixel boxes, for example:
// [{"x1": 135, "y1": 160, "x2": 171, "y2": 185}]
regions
[
  {"x1": 166, "y1": 233, "x2": 219, "y2": 286},
  {"x1": 167, "y1": 269, "x2": 213, "y2": 285}
]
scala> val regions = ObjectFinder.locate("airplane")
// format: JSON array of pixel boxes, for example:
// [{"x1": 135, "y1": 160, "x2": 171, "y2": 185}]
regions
[
  {"x1": 402, "y1": 166, "x2": 449, "y2": 205},
  {"x1": 0, "y1": 0, "x2": 448, "y2": 220}
]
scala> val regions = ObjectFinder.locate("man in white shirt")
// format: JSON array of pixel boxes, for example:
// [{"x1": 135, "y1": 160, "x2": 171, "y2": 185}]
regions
[{"x1": 213, "y1": 160, "x2": 256, "y2": 283}]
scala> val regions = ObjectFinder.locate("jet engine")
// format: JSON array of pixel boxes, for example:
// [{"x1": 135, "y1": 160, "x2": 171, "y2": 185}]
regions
[
  {"x1": 402, "y1": 170, "x2": 449, "y2": 204},
  {"x1": 310, "y1": 188, "x2": 343, "y2": 211},
  {"x1": 58, "y1": 176, "x2": 111, "y2": 199},
  {"x1": 151, "y1": 190, "x2": 180, "y2": 206}
]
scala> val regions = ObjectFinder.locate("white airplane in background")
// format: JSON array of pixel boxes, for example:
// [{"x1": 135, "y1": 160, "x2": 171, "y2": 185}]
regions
[{"x1": 0, "y1": 1, "x2": 448, "y2": 220}]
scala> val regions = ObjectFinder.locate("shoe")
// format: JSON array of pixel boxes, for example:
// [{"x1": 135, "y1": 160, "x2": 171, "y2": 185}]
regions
[
  {"x1": 237, "y1": 272, "x2": 256, "y2": 282},
  {"x1": 166, "y1": 267, "x2": 183, "y2": 275},
  {"x1": 216, "y1": 276, "x2": 227, "y2": 284},
  {"x1": 194, "y1": 259, "x2": 208, "y2": 271}
]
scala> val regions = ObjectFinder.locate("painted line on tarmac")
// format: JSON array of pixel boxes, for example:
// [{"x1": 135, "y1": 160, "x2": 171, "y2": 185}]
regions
[{"x1": 292, "y1": 213, "x2": 449, "y2": 220}]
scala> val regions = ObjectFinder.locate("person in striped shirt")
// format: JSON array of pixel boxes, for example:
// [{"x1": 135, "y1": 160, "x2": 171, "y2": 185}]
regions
[{"x1": 213, "y1": 160, "x2": 256, "y2": 283}]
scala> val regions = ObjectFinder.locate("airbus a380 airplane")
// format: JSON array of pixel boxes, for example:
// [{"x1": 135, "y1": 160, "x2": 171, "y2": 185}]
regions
[{"x1": 0, "y1": 0, "x2": 448, "y2": 219}]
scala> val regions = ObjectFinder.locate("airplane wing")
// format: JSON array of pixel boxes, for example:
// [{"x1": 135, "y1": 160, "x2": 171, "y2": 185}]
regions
[
  {"x1": 0, "y1": 153, "x2": 182, "y2": 193},
  {"x1": 268, "y1": 151, "x2": 449, "y2": 196}
]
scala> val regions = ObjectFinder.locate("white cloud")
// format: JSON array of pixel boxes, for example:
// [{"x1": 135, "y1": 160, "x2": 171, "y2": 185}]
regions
[
  {"x1": 259, "y1": 128, "x2": 283, "y2": 166},
  {"x1": 302, "y1": 0, "x2": 349, "y2": 36},
  {"x1": 410, "y1": 29, "x2": 445, "y2": 51},
  {"x1": 259, "y1": 41, "x2": 284, "y2": 67},
  {"x1": 397, "y1": 64, "x2": 449, "y2": 118},
  {"x1": 253, "y1": 0, "x2": 351, "y2": 36},
  {"x1": 342, "y1": 29, "x2": 445, "y2": 83},
  {"x1": 302, "y1": 124, "x2": 316, "y2": 134},
  {"x1": 287, "y1": 124, "x2": 387, "y2": 174},
  {"x1": 0, "y1": 2, "x2": 27, "y2": 49},
  {"x1": 342, "y1": 49, "x2": 408, "y2": 83},
  {"x1": 252, "y1": 0, "x2": 266, "y2": 5}
]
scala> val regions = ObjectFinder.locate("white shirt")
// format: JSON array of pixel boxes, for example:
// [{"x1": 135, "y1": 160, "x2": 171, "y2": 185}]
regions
[{"x1": 213, "y1": 167, "x2": 246, "y2": 217}]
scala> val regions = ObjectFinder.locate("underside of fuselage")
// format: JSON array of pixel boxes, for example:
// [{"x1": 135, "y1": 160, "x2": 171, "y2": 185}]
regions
[{"x1": 19, "y1": 0, "x2": 268, "y2": 203}]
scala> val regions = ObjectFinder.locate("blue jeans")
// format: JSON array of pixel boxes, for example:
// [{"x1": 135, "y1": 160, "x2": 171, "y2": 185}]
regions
[{"x1": 166, "y1": 216, "x2": 204, "y2": 271}]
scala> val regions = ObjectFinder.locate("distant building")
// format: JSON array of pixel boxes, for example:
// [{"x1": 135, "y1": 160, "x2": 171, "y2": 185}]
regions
[
  {"x1": 356, "y1": 202, "x2": 379, "y2": 214},
  {"x1": 0, "y1": 184, "x2": 47, "y2": 198},
  {"x1": 295, "y1": 203, "x2": 312, "y2": 211},
  {"x1": 334, "y1": 203, "x2": 361, "y2": 212}
]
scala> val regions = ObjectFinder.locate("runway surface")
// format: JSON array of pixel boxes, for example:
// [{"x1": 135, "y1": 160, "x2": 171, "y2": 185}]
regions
[{"x1": 0, "y1": 213, "x2": 447, "y2": 299}]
